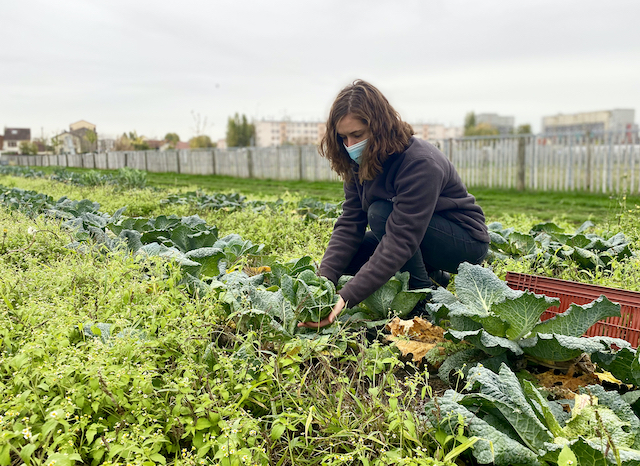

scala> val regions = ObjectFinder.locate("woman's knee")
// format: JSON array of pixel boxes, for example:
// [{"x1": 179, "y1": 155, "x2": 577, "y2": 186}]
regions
[{"x1": 367, "y1": 200, "x2": 393, "y2": 238}]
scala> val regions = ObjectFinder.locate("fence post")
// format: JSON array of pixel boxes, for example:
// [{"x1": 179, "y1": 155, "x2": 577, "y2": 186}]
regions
[
  {"x1": 298, "y1": 146, "x2": 304, "y2": 180},
  {"x1": 247, "y1": 148, "x2": 254, "y2": 178},
  {"x1": 447, "y1": 138, "x2": 453, "y2": 162},
  {"x1": 211, "y1": 149, "x2": 216, "y2": 175},
  {"x1": 586, "y1": 135, "x2": 592, "y2": 191},
  {"x1": 517, "y1": 136, "x2": 526, "y2": 191},
  {"x1": 176, "y1": 151, "x2": 181, "y2": 174}
]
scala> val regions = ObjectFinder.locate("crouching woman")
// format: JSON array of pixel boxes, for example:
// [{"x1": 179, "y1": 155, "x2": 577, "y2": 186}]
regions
[{"x1": 299, "y1": 80, "x2": 490, "y2": 329}]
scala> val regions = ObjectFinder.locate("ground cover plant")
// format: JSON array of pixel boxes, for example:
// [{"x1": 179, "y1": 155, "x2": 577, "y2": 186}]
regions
[
  {"x1": 487, "y1": 220, "x2": 636, "y2": 272},
  {"x1": 2, "y1": 172, "x2": 640, "y2": 465},
  {"x1": 0, "y1": 166, "x2": 148, "y2": 190},
  {"x1": 160, "y1": 191, "x2": 342, "y2": 222},
  {"x1": 12, "y1": 167, "x2": 640, "y2": 225},
  {"x1": 0, "y1": 182, "x2": 453, "y2": 466}
]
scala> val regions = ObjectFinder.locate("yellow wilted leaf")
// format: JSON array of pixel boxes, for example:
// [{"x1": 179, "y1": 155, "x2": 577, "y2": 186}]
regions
[
  {"x1": 594, "y1": 371, "x2": 626, "y2": 386},
  {"x1": 385, "y1": 317, "x2": 446, "y2": 362},
  {"x1": 244, "y1": 266, "x2": 271, "y2": 276},
  {"x1": 390, "y1": 339, "x2": 437, "y2": 362},
  {"x1": 385, "y1": 317, "x2": 445, "y2": 343}
]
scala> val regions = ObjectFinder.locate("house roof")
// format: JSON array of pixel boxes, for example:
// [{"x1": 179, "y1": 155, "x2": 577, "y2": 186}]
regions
[
  {"x1": 145, "y1": 139, "x2": 166, "y2": 149},
  {"x1": 70, "y1": 120, "x2": 96, "y2": 131},
  {"x1": 176, "y1": 141, "x2": 190, "y2": 149},
  {"x1": 4, "y1": 128, "x2": 31, "y2": 141},
  {"x1": 70, "y1": 127, "x2": 92, "y2": 137}
]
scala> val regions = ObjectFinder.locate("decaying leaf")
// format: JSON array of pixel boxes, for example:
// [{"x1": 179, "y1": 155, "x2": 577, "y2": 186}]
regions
[
  {"x1": 386, "y1": 317, "x2": 445, "y2": 342},
  {"x1": 594, "y1": 370, "x2": 630, "y2": 387},
  {"x1": 244, "y1": 265, "x2": 271, "y2": 276},
  {"x1": 392, "y1": 340, "x2": 437, "y2": 362},
  {"x1": 385, "y1": 317, "x2": 447, "y2": 362},
  {"x1": 534, "y1": 369, "x2": 600, "y2": 399}
]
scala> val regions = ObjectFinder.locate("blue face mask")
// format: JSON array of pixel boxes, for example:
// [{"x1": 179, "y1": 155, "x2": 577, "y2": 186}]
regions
[{"x1": 344, "y1": 138, "x2": 368, "y2": 164}]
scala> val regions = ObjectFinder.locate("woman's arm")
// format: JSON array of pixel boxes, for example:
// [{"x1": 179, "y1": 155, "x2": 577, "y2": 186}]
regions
[
  {"x1": 317, "y1": 180, "x2": 367, "y2": 284},
  {"x1": 338, "y1": 155, "x2": 447, "y2": 306}
]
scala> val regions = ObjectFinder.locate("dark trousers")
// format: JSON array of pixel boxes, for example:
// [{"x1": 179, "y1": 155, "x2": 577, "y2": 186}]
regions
[{"x1": 343, "y1": 200, "x2": 489, "y2": 289}]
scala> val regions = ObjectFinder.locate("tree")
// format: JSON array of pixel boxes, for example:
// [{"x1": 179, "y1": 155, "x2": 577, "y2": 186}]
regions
[
  {"x1": 464, "y1": 112, "x2": 476, "y2": 132},
  {"x1": 51, "y1": 135, "x2": 62, "y2": 154},
  {"x1": 114, "y1": 133, "x2": 134, "y2": 151},
  {"x1": 465, "y1": 123, "x2": 500, "y2": 137},
  {"x1": 464, "y1": 111, "x2": 500, "y2": 137},
  {"x1": 19, "y1": 141, "x2": 38, "y2": 155},
  {"x1": 226, "y1": 113, "x2": 255, "y2": 147},
  {"x1": 84, "y1": 129, "x2": 98, "y2": 152},
  {"x1": 191, "y1": 111, "x2": 209, "y2": 136},
  {"x1": 189, "y1": 135, "x2": 215, "y2": 148},
  {"x1": 165, "y1": 132, "x2": 180, "y2": 149},
  {"x1": 517, "y1": 124, "x2": 532, "y2": 135},
  {"x1": 127, "y1": 131, "x2": 150, "y2": 150}
]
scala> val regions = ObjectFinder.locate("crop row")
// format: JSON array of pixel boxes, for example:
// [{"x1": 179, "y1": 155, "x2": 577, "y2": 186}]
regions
[
  {"x1": 1, "y1": 179, "x2": 640, "y2": 465},
  {"x1": 5, "y1": 164, "x2": 634, "y2": 272}
]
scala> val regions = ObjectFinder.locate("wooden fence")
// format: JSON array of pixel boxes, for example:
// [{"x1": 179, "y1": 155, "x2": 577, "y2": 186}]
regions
[
  {"x1": 3, "y1": 146, "x2": 341, "y2": 183},
  {"x1": 3, "y1": 130, "x2": 639, "y2": 193},
  {"x1": 440, "y1": 130, "x2": 640, "y2": 194}
]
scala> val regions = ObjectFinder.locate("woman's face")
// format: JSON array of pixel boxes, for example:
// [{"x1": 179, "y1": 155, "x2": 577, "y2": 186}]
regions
[{"x1": 336, "y1": 114, "x2": 370, "y2": 148}]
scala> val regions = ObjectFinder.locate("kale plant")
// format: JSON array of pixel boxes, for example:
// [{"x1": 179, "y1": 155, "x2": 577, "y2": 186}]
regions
[
  {"x1": 426, "y1": 363, "x2": 640, "y2": 466},
  {"x1": 429, "y1": 263, "x2": 631, "y2": 380},
  {"x1": 487, "y1": 220, "x2": 635, "y2": 270}
]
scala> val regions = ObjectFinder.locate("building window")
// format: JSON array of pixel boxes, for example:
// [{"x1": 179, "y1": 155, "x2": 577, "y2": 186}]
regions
[{"x1": 8, "y1": 141, "x2": 17, "y2": 147}]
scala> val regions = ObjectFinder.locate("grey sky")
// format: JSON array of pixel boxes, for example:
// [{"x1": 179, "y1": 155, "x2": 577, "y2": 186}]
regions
[{"x1": 2, "y1": 0, "x2": 639, "y2": 142}]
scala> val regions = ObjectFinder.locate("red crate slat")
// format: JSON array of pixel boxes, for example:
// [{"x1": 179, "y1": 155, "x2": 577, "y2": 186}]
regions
[{"x1": 505, "y1": 272, "x2": 640, "y2": 348}]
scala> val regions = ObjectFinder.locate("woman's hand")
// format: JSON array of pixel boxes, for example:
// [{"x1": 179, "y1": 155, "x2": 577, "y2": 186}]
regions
[{"x1": 297, "y1": 295, "x2": 345, "y2": 329}]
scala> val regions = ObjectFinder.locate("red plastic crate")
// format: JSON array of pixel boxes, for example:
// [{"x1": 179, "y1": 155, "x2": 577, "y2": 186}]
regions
[{"x1": 505, "y1": 272, "x2": 640, "y2": 348}]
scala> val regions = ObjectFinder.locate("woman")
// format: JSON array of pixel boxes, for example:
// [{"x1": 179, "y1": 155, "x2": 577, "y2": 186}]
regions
[{"x1": 299, "y1": 80, "x2": 490, "y2": 329}]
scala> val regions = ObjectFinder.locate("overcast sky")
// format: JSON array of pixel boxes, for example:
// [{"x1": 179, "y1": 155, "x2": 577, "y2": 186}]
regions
[{"x1": 2, "y1": 0, "x2": 639, "y2": 142}]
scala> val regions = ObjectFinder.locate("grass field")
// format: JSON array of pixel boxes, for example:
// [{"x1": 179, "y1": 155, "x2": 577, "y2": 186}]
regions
[
  {"x1": 27, "y1": 166, "x2": 640, "y2": 226},
  {"x1": 2, "y1": 170, "x2": 640, "y2": 465}
]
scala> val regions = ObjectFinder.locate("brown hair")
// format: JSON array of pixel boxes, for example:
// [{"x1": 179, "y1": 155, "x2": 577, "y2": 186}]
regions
[{"x1": 319, "y1": 80, "x2": 414, "y2": 182}]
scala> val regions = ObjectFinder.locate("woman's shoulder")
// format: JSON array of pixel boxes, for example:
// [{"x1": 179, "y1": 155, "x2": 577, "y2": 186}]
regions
[{"x1": 400, "y1": 137, "x2": 450, "y2": 165}]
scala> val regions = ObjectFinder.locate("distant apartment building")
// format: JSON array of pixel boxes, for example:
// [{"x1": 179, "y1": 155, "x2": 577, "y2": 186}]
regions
[
  {"x1": 254, "y1": 119, "x2": 326, "y2": 147},
  {"x1": 542, "y1": 109, "x2": 636, "y2": 134},
  {"x1": 3, "y1": 127, "x2": 31, "y2": 153},
  {"x1": 412, "y1": 123, "x2": 463, "y2": 141},
  {"x1": 255, "y1": 119, "x2": 462, "y2": 147},
  {"x1": 475, "y1": 113, "x2": 515, "y2": 135}
]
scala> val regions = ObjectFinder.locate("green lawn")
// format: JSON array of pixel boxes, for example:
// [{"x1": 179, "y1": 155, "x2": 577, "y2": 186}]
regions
[{"x1": 27, "y1": 166, "x2": 640, "y2": 226}]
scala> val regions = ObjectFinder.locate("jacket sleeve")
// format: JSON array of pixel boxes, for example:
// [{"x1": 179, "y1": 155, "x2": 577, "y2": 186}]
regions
[
  {"x1": 338, "y1": 155, "x2": 447, "y2": 306},
  {"x1": 318, "y1": 180, "x2": 368, "y2": 284}
]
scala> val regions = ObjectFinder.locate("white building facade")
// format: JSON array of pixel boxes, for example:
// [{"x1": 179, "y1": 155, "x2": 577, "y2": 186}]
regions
[
  {"x1": 542, "y1": 109, "x2": 636, "y2": 134},
  {"x1": 3, "y1": 128, "x2": 31, "y2": 153},
  {"x1": 254, "y1": 120, "x2": 326, "y2": 147},
  {"x1": 412, "y1": 123, "x2": 463, "y2": 141}
]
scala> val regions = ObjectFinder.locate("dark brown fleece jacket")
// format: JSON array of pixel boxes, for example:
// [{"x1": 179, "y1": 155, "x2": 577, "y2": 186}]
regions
[{"x1": 319, "y1": 137, "x2": 489, "y2": 306}]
